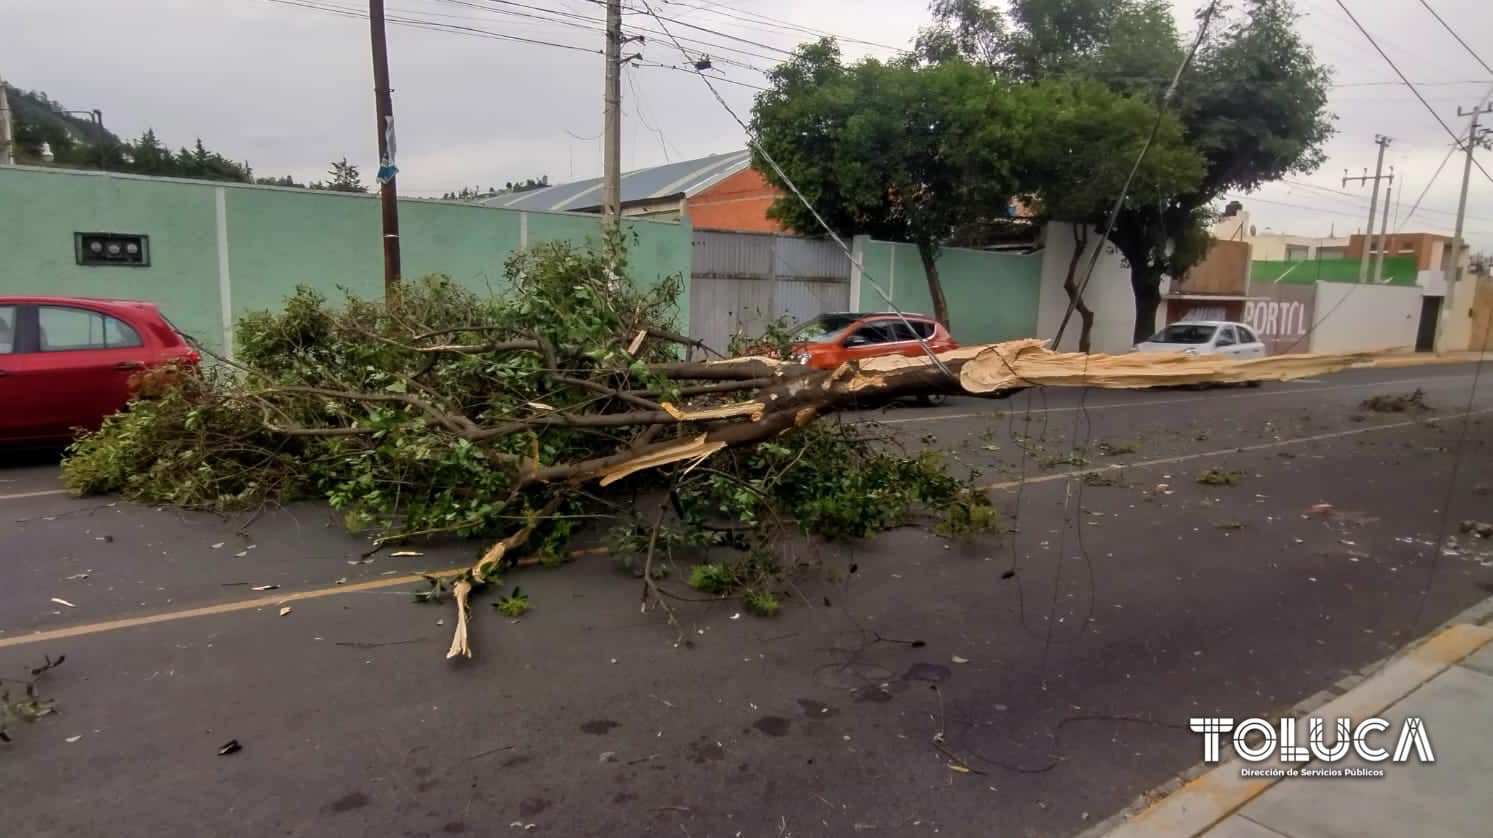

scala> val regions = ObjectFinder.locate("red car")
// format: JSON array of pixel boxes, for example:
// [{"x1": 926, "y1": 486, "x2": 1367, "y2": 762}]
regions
[
  {"x1": 791, "y1": 312, "x2": 958, "y2": 368},
  {"x1": 0, "y1": 296, "x2": 199, "y2": 443},
  {"x1": 790, "y1": 312, "x2": 959, "y2": 405}
]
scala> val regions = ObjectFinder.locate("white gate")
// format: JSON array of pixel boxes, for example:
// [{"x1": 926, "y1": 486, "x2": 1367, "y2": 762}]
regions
[{"x1": 688, "y1": 229, "x2": 851, "y2": 354}]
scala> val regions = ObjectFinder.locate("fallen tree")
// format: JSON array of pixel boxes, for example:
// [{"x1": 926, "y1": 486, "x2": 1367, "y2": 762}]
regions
[{"x1": 62, "y1": 243, "x2": 1369, "y2": 657}]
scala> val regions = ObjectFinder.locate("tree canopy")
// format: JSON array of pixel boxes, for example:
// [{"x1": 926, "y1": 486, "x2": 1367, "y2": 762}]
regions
[{"x1": 783, "y1": 0, "x2": 1334, "y2": 342}]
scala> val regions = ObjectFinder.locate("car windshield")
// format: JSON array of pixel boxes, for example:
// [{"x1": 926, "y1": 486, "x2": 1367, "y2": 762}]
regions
[
  {"x1": 1148, "y1": 324, "x2": 1217, "y2": 345},
  {"x1": 792, "y1": 314, "x2": 861, "y2": 343}
]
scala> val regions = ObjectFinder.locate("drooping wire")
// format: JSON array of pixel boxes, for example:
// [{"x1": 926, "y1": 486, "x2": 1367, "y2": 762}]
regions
[{"x1": 632, "y1": 0, "x2": 957, "y2": 379}]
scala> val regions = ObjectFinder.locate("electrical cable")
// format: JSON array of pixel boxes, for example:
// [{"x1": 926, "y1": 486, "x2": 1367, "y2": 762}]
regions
[
  {"x1": 1415, "y1": 0, "x2": 1493, "y2": 76},
  {"x1": 632, "y1": 0, "x2": 958, "y2": 380},
  {"x1": 1332, "y1": 0, "x2": 1493, "y2": 188}
]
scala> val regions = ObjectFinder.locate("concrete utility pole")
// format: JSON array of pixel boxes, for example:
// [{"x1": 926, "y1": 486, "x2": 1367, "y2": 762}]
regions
[
  {"x1": 1343, "y1": 135, "x2": 1392, "y2": 283},
  {"x1": 1438, "y1": 103, "x2": 1493, "y2": 350},
  {"x1": 369, "y1": 0, "x2": 402, "y2": 296},
  {"x1": 0, "y1": 77, "x2": 15, "y2": 166},
  {"x1": 1373, "y1": 179, "x2": 1392, "y2": 283},
  {"x1": 602, "y1": 0, "x2": 623, "y2": 233}
]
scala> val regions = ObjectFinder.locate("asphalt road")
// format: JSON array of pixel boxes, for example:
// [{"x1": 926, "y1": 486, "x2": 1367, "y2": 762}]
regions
[{"x1": 2, "y1": 364, "x2": 1491, "y2": 838}]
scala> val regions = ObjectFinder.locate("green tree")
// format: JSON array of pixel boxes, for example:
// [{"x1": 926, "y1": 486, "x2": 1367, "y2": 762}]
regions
[
  {"x1": 1013, "y1": 79, "x2": 1203, "y2": 350},
  {"x1": 311, "y1": 157, "x2": 366, "y2": 193},
  {"x1": 750, "y1": 40, "x2": 1021, "y2": 325},
  {"x1": 917, "y1": 0, "x2": 1333, "y2": 341}
]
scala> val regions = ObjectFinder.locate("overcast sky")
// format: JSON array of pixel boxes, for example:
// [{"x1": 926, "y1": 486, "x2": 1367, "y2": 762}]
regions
[{"x1": 4, "y1": 0, "x2": 1491, "y2": 250}]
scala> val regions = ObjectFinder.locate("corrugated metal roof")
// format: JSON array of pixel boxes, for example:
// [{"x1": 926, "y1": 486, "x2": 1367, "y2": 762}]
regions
[{"x1": 478, "y1": 150, "x2": 751, "y2": 212}]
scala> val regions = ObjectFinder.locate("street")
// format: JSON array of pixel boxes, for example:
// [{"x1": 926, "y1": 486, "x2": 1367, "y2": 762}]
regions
[{"x1": 2, "y1": 363, "x2": 1491, "y2": 838}]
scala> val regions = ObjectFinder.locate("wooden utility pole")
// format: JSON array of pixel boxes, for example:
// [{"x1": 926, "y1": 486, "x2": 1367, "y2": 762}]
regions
[
  {"x1": 1437, "y1": 103, "x2": 1493, "y2": 350},
  {"x1": 369, "y1": 0, "x2": 402, "y2": 296},
  {"x1": 1342, "y1": 135, "x2": 1392, "y2": 283},
  {"x1": 602, "y1": 0, "x2": 623, "y2": 233}
]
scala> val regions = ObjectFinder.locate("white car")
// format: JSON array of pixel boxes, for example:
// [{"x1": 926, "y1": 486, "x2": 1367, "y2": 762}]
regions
[{"x1": 1134, "y1": 320, "x2": 1268, "y2": 359}]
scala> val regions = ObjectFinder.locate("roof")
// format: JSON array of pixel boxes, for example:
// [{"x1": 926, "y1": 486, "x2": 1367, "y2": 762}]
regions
[{"x1": 478, "y1": 150, "x2": 752, "y2": 213}]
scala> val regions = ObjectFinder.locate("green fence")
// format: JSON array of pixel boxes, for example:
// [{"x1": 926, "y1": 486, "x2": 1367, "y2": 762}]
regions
[
  {"x1": 858, "y1": 240, "x2": 1043, "y2": 344},
  {"x1": 0, "y1": 166, "x2": 692, "y2": 354}
]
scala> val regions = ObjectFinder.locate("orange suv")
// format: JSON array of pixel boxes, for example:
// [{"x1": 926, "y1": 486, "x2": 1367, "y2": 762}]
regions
[{"x1": 790, "y1": 312, "x2": 958, "y2": 370}]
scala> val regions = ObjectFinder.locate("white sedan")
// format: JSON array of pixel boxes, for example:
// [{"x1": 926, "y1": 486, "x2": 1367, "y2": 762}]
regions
[{"x1": 1135, "y1": 320, "x2": 1268, "y2": 359}]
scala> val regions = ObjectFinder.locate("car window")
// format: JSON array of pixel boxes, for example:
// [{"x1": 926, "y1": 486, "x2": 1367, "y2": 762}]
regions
[
  {"x1": 848, "y1": 323, "x2": 895, "y2": 345},
  {"x1": 880, "y1": 320, "x2": 921, "y2": 342},
  {"x1": 0, "y1": 306, "x2": 15, "y2": 355},
  {"x1": 911, "y1": 321, "x2": 936, "y2": 340},
  {"x1": 1149, "y1": 324, "x2": 1216, "y2": 344},
  {"x1": 38, "y1": 306, "x2": 143, "y2": 351},
  {"x1": 1216, "y1": 326, "x2": 1237, "y2": 347},
  {"x1": 793, "y1": 314, "x2": 861, "y2": 343},
  {"x1": 1237, "y1": 325, "x2": 1258, "y2": 344}
]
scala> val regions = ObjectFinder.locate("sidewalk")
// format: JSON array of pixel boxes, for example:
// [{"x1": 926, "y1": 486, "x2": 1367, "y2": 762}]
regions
[{"x1": 1091, "y1": 600, "x2": 1493, "y2": 838}]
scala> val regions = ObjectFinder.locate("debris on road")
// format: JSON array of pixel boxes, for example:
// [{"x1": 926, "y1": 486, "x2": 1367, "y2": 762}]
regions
[
  {"x1": 49, "y1": 598, "x2": 76, "y2": 608},
  {"x1": 390, "y1": 550, "x2": 424, "y2": 558},
  {"x1": 1197, "y1": 468, "x2": 1241, "y2": 486},
  {"x1": 64, "y1": 572, "x2": 91, "y2": 581},
  {"x1": 217, "y1": 739, "x2": 242, "y2": 756},
  {"x1": 251, "y1": 584, "x2": 279, "y2": 592},
  {"x1": 278, "y1": 606, "x2": 292, "y2": 617},
  {"x1": 1460, "y1": 521, "x2": 1493, "y2": 539},
  {"x1": 1361, "y1": 388, "x2": 1429, "y2": 413}
]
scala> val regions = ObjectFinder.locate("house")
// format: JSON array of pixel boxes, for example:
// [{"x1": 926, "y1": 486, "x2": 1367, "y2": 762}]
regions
[{"x1": 479, "y1": 150, "x2": 787, "y2": 233}]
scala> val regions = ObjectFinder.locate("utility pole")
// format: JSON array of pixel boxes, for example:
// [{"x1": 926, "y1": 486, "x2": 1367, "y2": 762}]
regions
[
  {"x1": 1438, "y1": 103, "x2": 1493, "y2": 350},
  {"x1": 369, "y1": 0, "x2": 402, "y2": 296},
  {"x1": 602, "y1": 0, "x2": 622, "y2": 234},
  {"x1": 0, "y1": 76, "x2": 15, "y2": 166},
  {"x1": 1373, "y1": 179, "x2": 1392, "y2": 283},
  {"x1": 1342, "y1": 135, "x2": 1392, "y2": 283}
]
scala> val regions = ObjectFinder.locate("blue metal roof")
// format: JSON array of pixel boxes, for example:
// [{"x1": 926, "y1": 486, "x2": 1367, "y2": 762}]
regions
[{"x1": 478, "y1": 150, "x2": 751, "y2": 212}]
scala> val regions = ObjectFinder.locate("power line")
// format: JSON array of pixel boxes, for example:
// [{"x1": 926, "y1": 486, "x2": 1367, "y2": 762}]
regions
[
  {"x1": 1415, "y1": 0, "x2": 1493, "y2": 76},
  {"x1": 1332, "y1": 0, "x2": 1493, "y2": 188},
  {"x1": 658, "y1": 0, "x2": 908, "y2": 54}
]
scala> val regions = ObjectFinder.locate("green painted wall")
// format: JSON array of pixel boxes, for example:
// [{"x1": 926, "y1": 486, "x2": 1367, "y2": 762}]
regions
[
  {"x1": 0, "y1": 166, "x2": 692, "y2": 353},
  {"x1": 0, "y1": 167, "x2": 226, "y2": 351},
  {"x1": 1251, "y1": 256, "x2": 1418, "y2": 285},
  {"x1": 859, "y1": 240, "x2": 1043, "y2": 343}
]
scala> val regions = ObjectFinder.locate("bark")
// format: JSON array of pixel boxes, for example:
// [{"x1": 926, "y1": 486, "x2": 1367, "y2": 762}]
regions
[
  {"x1": 917, "y1": 240, "x2": 951, "y2": 327},
  {"x1": 1060, "y1": 225, "x2": 1097, "y2": 353},
  {"x1": 1130, "y1": 264, "x2": 1164, "y2": 345}
]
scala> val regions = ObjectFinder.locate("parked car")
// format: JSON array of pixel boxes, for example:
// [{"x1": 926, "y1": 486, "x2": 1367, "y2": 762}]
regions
[
  {"x1": 789, "y1": 312, "x2": 959, "y2": 405},
  {"x1": 0, "y1": 296, "x2": 199, "y2": 443},
  {"x1": 1135, "y1": 321, "x2": 1268, "y2": 359}
]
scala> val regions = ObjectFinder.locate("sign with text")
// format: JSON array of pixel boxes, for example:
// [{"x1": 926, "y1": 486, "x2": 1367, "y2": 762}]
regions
[{"x1": 1244, "y1": 284, "x2": 1315, "y2": 355}]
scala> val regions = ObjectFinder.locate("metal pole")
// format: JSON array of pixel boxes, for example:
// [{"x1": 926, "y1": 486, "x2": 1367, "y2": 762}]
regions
[
  {"x1": 369, "y1": 0, "x2": 402, "y2": 296},
  {"x1": 1437, "y1": 105, "x2": 1490, "y2": 350},
  {"x1": 0, "y1": 78, "x2": 15, "y2": 166},
  {"x1": 602, "y1": 0, "x2": 622, "y2": 233},
  {"x1": 1343, "y1": 135, "x2": 1390, "y2": 283},
  {"x1": 1373, "y1": 177, "x2": 1392, "y2": 283}
]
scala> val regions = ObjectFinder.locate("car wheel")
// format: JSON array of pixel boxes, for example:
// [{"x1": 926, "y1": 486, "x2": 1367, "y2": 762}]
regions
[
  {"x1": 1245, "y1": 380, "x2": 1263, "y2": 388},
  {"x1": 916, "y1": 393, "x2": 948, "y2": 407}
]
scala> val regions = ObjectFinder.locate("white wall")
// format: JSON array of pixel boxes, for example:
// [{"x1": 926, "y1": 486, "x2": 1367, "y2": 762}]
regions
[
  {"x1": 1037, "y1": 223, "x2": 1139, "y2": 354},
  {"x1": 1309, "y1": 282, "x2": 1422, "y2": 353}
]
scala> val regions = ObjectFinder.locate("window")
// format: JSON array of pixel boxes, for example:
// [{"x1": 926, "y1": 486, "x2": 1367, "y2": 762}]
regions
[
  {"x1": 75, "y1": 233, "x2": 150, "y2": 267},
  {"x1": 1215, "y1": 326, "x2": 1238, "y2": 347},
  {"x1": 1149, "y1": 324, "x2": 1217, "y2": 344},
  {"x1": 1237, "y1": 326, "x2": 1259, "y2": 344},
  {"x1": 848, "y1": 323, "x2": 896, "y2": 345},
  {"x1": 0, "y1": 306, "x2": 15, "y2": 355},
  {"x1": 792, "y1": 314, "x2": 861, "y2": 343},
  {"x1": 38, "y1": 306, "x2": 143, "y2": 351},
  {"x1": 910, "y1": 321, "x2": 936, "y2": 339},
  {"x1": 880, "y1": 320, "x2": 921, "y2": 342},
  {"x1": 1285, "y1": 245, "x2": 1310, "y2": 262}
]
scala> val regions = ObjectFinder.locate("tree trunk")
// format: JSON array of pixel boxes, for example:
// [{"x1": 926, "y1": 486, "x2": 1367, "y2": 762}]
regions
[
  {"x1": 1130, "y1": 263, "x2": 1164, "y2": 345},
  {"x1": 1062, "y1": 225, "x2": 1096, "y2": 353},
  {"x1": 917, "y1": 240, "x2": 951, "y2": 327}
]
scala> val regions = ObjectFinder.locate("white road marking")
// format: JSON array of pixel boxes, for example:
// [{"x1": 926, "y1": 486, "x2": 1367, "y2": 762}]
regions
[
  {"x1": 873, "y1": 372, "x2": 1478, "y2": 425},
  {"x1": 0, "y1": 488, "x2": 69, "y2": 502}
]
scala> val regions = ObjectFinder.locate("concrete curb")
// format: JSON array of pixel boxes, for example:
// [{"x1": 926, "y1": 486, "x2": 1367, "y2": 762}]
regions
[{"x1": 1076, "y1": 595, "x2": 1493, "y2": 838}]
